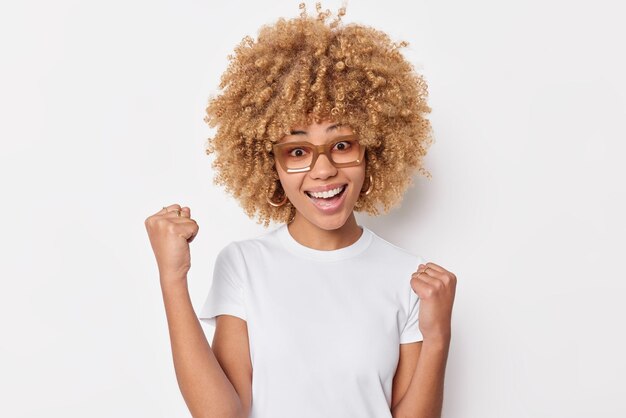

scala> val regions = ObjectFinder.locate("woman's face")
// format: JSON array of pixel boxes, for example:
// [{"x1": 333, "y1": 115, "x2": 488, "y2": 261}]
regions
[{"x1": 274, "y1": 119, "x2": 366, "y2": 231}]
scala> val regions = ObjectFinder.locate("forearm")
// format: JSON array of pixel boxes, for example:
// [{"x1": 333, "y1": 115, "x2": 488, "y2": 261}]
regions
[
  {"x1": 160, "y1": 278, "x2": 245, "y2": 418},
  {"x1": 391, "y1": 338, "x2": 450, "y2": 418}
]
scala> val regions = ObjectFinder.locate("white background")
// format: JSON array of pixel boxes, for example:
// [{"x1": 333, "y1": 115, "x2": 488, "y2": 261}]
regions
[{"x1": 1, "y1": 0, "x2": 624, "y2": 417}]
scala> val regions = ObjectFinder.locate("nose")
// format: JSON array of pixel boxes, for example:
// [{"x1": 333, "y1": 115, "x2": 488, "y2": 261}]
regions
[{"x1": 309, "y1": 151, "x2": 337, "y2": 178}]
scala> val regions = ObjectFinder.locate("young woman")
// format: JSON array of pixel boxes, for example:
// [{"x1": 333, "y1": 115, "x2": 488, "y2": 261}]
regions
[{"x1": 145, "y1": 4, "x2": 456, "y2": 417}]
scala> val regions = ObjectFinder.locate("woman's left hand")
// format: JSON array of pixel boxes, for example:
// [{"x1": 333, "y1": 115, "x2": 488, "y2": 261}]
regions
[{"x1": 410, "y1": 262, "x2": 457, "y2": 344}]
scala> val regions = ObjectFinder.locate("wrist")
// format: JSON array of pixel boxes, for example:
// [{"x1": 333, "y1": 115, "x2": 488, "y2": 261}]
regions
[{"x1": 159, "y1": 276, "x2": 189, "y2": 292}]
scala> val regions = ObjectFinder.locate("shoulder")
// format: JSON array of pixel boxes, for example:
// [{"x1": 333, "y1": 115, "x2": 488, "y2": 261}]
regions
[
  {"x1": 228, "y1": 225, "x2": 284, "y2": 255},
  {"x1": 214, "y1": 240, "x2": 245, "y2": 266},
  {"x1": 215, "y1": 226, "x2": 284, "y2": 270},
  {"x1": 366, "y1": 226, "x2": 426, "y2": 266}
]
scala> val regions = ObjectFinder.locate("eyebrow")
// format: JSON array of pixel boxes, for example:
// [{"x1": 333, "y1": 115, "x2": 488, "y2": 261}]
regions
[{"x1": 289, "y1": 123, "x2": 341, "y2": 135}]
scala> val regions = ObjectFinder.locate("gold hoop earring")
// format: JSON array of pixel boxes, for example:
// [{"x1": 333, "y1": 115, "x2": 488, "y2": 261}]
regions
[
  {"x1": 287, "y1": 207, "x2": 296, "y2": 224},
  {"x1": 361, "y1": 174, "x2": 374, "y2": 195},
  {"x1": 267, "y1": 181, "x2": 288, "y2": 207}
]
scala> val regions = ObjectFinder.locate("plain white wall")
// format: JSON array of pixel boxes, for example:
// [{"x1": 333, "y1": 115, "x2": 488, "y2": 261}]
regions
[{"x1": 1, "y1": 0, "x2": 624, "y2": 417}]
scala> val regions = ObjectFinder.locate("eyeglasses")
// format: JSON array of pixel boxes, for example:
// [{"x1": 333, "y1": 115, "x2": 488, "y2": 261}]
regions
[{"x1": 272, "y1": 134, "x2": 365, "y2": 173}]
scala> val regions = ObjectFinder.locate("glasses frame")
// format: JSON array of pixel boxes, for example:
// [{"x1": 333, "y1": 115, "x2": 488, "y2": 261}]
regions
[{"x1": 272, "y1": 134, "x2": 366, "y2": 174}]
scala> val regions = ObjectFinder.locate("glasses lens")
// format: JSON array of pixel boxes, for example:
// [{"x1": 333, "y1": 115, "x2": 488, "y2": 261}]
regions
[
  {"x1": 330, "y1": 138, "x2": 361, "y2": 164},
  {"x1": 277, "y1": 143, "x2": 316, "y2": 170},
  {"x1": 277, "y1": 138, "x2": 362, "y2": 170}
]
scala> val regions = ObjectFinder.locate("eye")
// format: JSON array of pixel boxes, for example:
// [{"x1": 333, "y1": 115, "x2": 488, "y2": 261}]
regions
[
  {"x1": 333, "y1": 141, "x2": 351, "y2": 151},
  {"x1": 288, "y1": 147, "x2": 308, "y2": 157}
]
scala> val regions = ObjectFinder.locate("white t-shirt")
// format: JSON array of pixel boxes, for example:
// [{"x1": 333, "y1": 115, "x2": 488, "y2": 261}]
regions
[{"x1": 198, "y1": 223, "x2": 424, "y2": 418}]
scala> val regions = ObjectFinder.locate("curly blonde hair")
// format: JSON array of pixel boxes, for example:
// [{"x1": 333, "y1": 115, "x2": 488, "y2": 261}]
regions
[{"x1": 204, "y1": 2, "x2": 434, "y2": 227}]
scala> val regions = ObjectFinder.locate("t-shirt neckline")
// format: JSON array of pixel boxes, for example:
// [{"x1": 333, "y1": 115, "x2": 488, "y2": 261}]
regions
[{"x1": 277, "y1": 223, "x2": 373, "y2": 261}]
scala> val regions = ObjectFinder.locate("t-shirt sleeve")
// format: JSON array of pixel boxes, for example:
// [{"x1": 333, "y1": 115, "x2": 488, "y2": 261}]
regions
[
  {"x1": 400, "y1": 273, "x2": 424, "y2": 344},
  {"x1": 197, "y1": 242, "x2": 247, "y2": 329}
]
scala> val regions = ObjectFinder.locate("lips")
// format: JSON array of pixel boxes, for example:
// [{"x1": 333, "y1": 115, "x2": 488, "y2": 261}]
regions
[{"x1": 305, "y1": 183, "x2": 348, "y2": 213}]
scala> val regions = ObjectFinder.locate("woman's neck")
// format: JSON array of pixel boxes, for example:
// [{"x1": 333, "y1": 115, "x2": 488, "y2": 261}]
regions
[{"x1": 286, "y1": 212, "x2": 363, "y2": 251}]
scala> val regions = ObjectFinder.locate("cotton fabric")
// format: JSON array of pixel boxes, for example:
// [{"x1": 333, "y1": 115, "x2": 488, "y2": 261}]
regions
[{"x1": 198, "y1": 223, "x2": 424, "y2": 418}]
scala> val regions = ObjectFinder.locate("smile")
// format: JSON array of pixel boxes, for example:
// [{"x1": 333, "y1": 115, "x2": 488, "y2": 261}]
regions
[
  {"x1": 304, "y1": 184, "x2": 348, "y2": 213},
  {"x1": 305, "y1": 184, "x2": 346, "y2": 199}
]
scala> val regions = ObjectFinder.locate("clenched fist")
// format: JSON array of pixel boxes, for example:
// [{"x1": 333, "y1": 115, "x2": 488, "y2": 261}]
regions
[
  {"x1": 144, "y1": 204, "x2": 199, "y2": 285},
  {"x1": 410, "y1": 262, "x2": 457, "y2": 344}
]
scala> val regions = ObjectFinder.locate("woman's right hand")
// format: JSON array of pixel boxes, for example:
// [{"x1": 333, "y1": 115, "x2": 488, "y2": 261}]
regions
[{"x1": 144, "y1": 204, "x2": 199, "y2": 285}]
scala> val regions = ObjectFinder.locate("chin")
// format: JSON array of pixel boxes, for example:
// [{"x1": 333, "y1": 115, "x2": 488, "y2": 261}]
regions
[
  {"x1": 300, "y1": 202, "x2": 355, "y2": 231},
  {"x1": 312, "y1": 216, "x2": 349, "y2": 231}
]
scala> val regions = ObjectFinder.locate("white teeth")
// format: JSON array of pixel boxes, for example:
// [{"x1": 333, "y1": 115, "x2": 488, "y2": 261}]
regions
[{"x1": 307, "y1": 185, "x2": 345, "y2": 199}]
